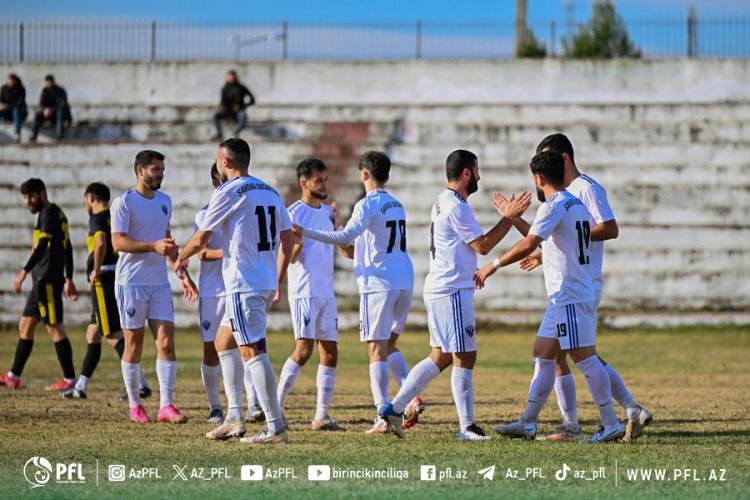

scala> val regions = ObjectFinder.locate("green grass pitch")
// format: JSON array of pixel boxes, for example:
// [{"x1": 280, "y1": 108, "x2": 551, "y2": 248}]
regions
[{"x1": 0, "y1": 324, "x2": 748, "y2": 498}]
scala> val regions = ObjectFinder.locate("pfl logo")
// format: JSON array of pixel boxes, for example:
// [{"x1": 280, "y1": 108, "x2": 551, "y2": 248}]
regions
[{"x1": 24, "y1": 457, "x2": 86, "y2": 489}]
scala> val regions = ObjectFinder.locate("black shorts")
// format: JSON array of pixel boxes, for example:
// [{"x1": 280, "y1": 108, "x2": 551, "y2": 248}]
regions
[
  {"x1": 90, "y1": 272, "x2": 121, "y2": 337},
  {"x1": 23, "y1": 280, "x2": 64, "y2": 326}
]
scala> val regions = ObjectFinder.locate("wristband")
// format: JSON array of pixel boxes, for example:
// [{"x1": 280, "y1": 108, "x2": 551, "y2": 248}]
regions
[{"x1": 493, "y1": 257, "x2": 502, "y2": 270}]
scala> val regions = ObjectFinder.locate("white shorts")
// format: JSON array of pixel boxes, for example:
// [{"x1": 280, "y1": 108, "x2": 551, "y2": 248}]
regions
[
  {"x1": 222, "y1": 291, "x2": 274, "y2": 346},
  {"x1": 115, "y1": 284, "x2": 173, "y2": 330},
  {"x1": 537, "y1": 300, "x2": 597, "y2": 350},
  {"x1": 359, "y1": 289, "x2": 412, "y2": 342},
  {"x1": 425, "y1": 289, "x2": 476, "y2": 353},
  {"x1": 199, "y1": 295, "x2": 226, "y2": 342},
  {"x1": 290, "y1": 297, "x2": 338, "y2": 342}
]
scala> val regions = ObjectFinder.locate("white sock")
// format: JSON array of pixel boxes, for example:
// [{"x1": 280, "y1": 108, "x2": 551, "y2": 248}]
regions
[
  {"x1": 244, "y1": 369, "x2": 258, "y2": 408},
  {"x1": 277, "y1": 358, "x2": 302, "y2": 411},
  {"x1": 387, "y1": 351, "x2": 409, "y2": 388},
  {"x1": 554, "y1": 374, "x2": 578, "y2": 424},
  {"x1": 521, "y1": 358, "x2": 555, "y2": 424},
  {"x1": 451, "y1": 366, "x2": 474, "y2": 432},
  {"x1": 121, "y1": 361, "x2": 141, "y2": 408},
  {"x1": 139, "y1": 369, "x2": 149, "y2": 390},
  {"x1": 369, "y1": 361, "x2": 389, "y2": 409},
  {"x1": 576, "y1": 356, "x2": 619, "y2": 428},
  {"x1": 392, "y1": 358, "x2": 441, "y2": 414},
  {"x1": 604, "y1": 363, "x2": 637, "y2": 411},
  {"x1": 245, "y1": 353, "x2": 284, "y2": 434},
  {"x1": 201, "y1": 362, "x2": 222, "y2": 411},
  {"x1": 219, "y1": 349, "x2": 244, "y2": 421},
  {"x1": 156, "y1": 359, "x2": 176, "y2": 408},
  {"x1": 75, "y1": 375, "x2": 90, "y2": 392},
  {"x1": 315, "y1": 365, "x2": 336, "y2": 421}
]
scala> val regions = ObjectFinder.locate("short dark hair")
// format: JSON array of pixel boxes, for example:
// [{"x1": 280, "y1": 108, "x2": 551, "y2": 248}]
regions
[
  {"x1": 536, "y1": 133, "x2": 575, "y2": 163},
  {"x1": 358, "y1": 151, "x2": 390, "y2": 183},
  {"x1": 530, "y1": 151, "x2": 565, "y2": 188},
  {"x1": 220, "y1": 138, "x2": 251, "y2": 170},
  {"x1": 44, "y1": 74, "x2": 55, "y2": 83},
  {"x1": 210, "y1": 162, "x2": 221, "y2": 183},
  {"x1": 133, "y1": 149, "x2": 165, "y2": 174},
  {"x1": 445, "y1": 149, "x2": 477, "y2": 181},
  {"x1": 296, "y1": 158, "x2": 327, "y2": 180},
  {"x1": 84, "y1": 182, "x2": 111, "y2": 202},
  {"x1": 20, "y1": 178, "x2": 45, "y2": 195}
]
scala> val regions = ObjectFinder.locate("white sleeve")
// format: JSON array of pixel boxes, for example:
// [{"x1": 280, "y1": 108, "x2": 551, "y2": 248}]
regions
[
  {"x1": 110, "y1": 196, "x2": 129, "y2": 234},
  {"x1": 447, "y1": 203, "x2": 483, "y2": 244},
  {"x1": 529, "y1": 203, "x2": 565, "y2": 241},
  {"x1": 276, "y1": 200, "x2": 292, "y2": 232},
  {"x1": 580, "y1": 184, "x2": 615, "y2": 224},
  {"x1": 303, "y1": 198, "x2": 370, "y2": 246},
  {"x1": 198, "y1": 190, "x2": 233, "y2": 232}
]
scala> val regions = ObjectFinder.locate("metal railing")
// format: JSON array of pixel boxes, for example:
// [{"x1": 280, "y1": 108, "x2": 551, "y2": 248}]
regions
[{"x1": 0, "y1": 18, "x2": 748, "y2": 62}]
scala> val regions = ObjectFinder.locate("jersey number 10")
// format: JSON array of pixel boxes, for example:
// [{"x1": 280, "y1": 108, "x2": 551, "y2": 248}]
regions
[{"x1": 386, "y1": 220, "x2": 406, "y2": 253}]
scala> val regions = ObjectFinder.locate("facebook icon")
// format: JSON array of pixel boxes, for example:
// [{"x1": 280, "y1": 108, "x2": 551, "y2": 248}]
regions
[{"x1": 420, "y1": 465, "x2": 436, "y2": 481}]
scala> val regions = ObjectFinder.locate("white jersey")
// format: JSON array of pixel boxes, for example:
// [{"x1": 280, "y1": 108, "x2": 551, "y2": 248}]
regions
[
  {"x1": 423, "y1": 189, "x2": 484, "y2": 299},
  {"x1": 303, "y1": 189, "x2": 414, "y2": 294},
  {"x1": 111, "y1": 189, "x2": 172, "y2": 286},
  {"x1": 566, "y1": 173, "x2": 616, "y2": 292},
  {"x1": 287, "y1": 200, "x2": 335, "y2": 299},
  {"x1": 195, "y1": 205, "x2": 225, "y2": 298},
  {"x1": 198, "y1": 175, "x2": 292, "y2": 294},
  {"x1": 529, "y1": 190, "x2": 596, "y2": 306}
]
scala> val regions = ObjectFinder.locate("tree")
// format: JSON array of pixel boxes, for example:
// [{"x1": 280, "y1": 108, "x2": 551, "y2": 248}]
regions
[
  {"x1": 517, "y1": 28, "x2": 547, "y2": 58},
  {"x1": 563, "y1": 0, "x2": 641, "y2": 58}
]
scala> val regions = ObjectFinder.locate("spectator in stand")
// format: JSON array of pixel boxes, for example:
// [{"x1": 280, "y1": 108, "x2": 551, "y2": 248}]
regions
[
  {"x1": 212, "y1": 70, "x2": 255, "y2": 140},
  {"x1": 0, "y1": 74, "x2": 28, "y2": 143},
  {"x1": 30, "y1": 75, "x2": 72, "y2": 142}
]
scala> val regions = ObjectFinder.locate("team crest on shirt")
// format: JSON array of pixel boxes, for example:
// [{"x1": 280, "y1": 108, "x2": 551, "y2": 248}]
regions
[
  {"x1": 161, "y1": 205, "x2": 168, "y2": 215},
  {"x1": 303, "y1": 315, "x2": 310, "y2": 327},
  {"x1": 202, "y1": 320, "x2": 211, "y2": 331},
  {"x1": 465, "y1": 325, "x2": 475, "y2": 337},
  {"x1": 126, "y1": 307, "x2": 136, "y2": 318}
]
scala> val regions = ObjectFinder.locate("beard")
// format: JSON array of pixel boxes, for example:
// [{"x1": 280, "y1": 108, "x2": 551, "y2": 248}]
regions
[
  {"x1": 144, "y1": 174, "x2": 162, "y2": 191},
  {"x1": 536, "y1": 186, "x2": 546, "y2": 203},
  {"x1": 467, "y1": 171, "x2": 479, "y2": 195},
  {"x1": 29, "y1": 198, "x2": 43, "y2": 214},
  {"x1": 310, "y1": 189, "x2": 328, "y2": 200}
]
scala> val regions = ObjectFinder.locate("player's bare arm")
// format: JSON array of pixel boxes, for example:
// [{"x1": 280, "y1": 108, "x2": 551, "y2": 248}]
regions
[
  {"x1": 272, "y1": 229, "x2": 295, "y2": 307},
  {"x1": 468, "y1": 192, "x2": 531, "y2": 255},
  {"x1": 519, "y1": 249, "x2": 542, "y2": 272},
  {"x1": 174, "y1": 230, "x2": 212, "y2": 271},
  {"x1": 89, "y1": 232, "x2": 106, "y2": 285},
  {"x1": 590, "y1": 219, "x2": 619, "y2": 241},
  {"x1": 112, "y1": 232, "x2": 177, "y2": 256},
  {"x1": 198, "y1": 248, "x2": 223, "y2": 261},
  {"x1": 474, "y1": 234, "x2": 543, "y2": 289},
  {"x1": 493, "y1": 192, "x2": 532, "y2": 236}
]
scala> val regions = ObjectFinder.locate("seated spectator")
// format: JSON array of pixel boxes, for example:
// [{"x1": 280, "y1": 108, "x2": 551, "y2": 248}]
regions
[
  {"x1": 0, "y1": 74, "x2": 28, "y2": 143},
  {"x1": 30, "y1": 75, "x2": 72, "y2": 142},
  {"x1": 212, "y1": 70, "x2": 255, "y2": 140}
]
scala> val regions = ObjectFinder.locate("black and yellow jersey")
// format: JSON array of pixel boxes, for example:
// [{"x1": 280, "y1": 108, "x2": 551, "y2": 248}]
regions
[
  {"x1": 24, "y1": 203, "x2": 73, "y2": 284},
  {"x1": 87, "y1": 208, "x2": 118, "y2": 276}
]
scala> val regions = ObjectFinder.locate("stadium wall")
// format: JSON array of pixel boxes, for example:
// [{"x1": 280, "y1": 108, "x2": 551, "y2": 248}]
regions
[{"x1": 0, "y1": 60, "x2": 748, "y2": 326}]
